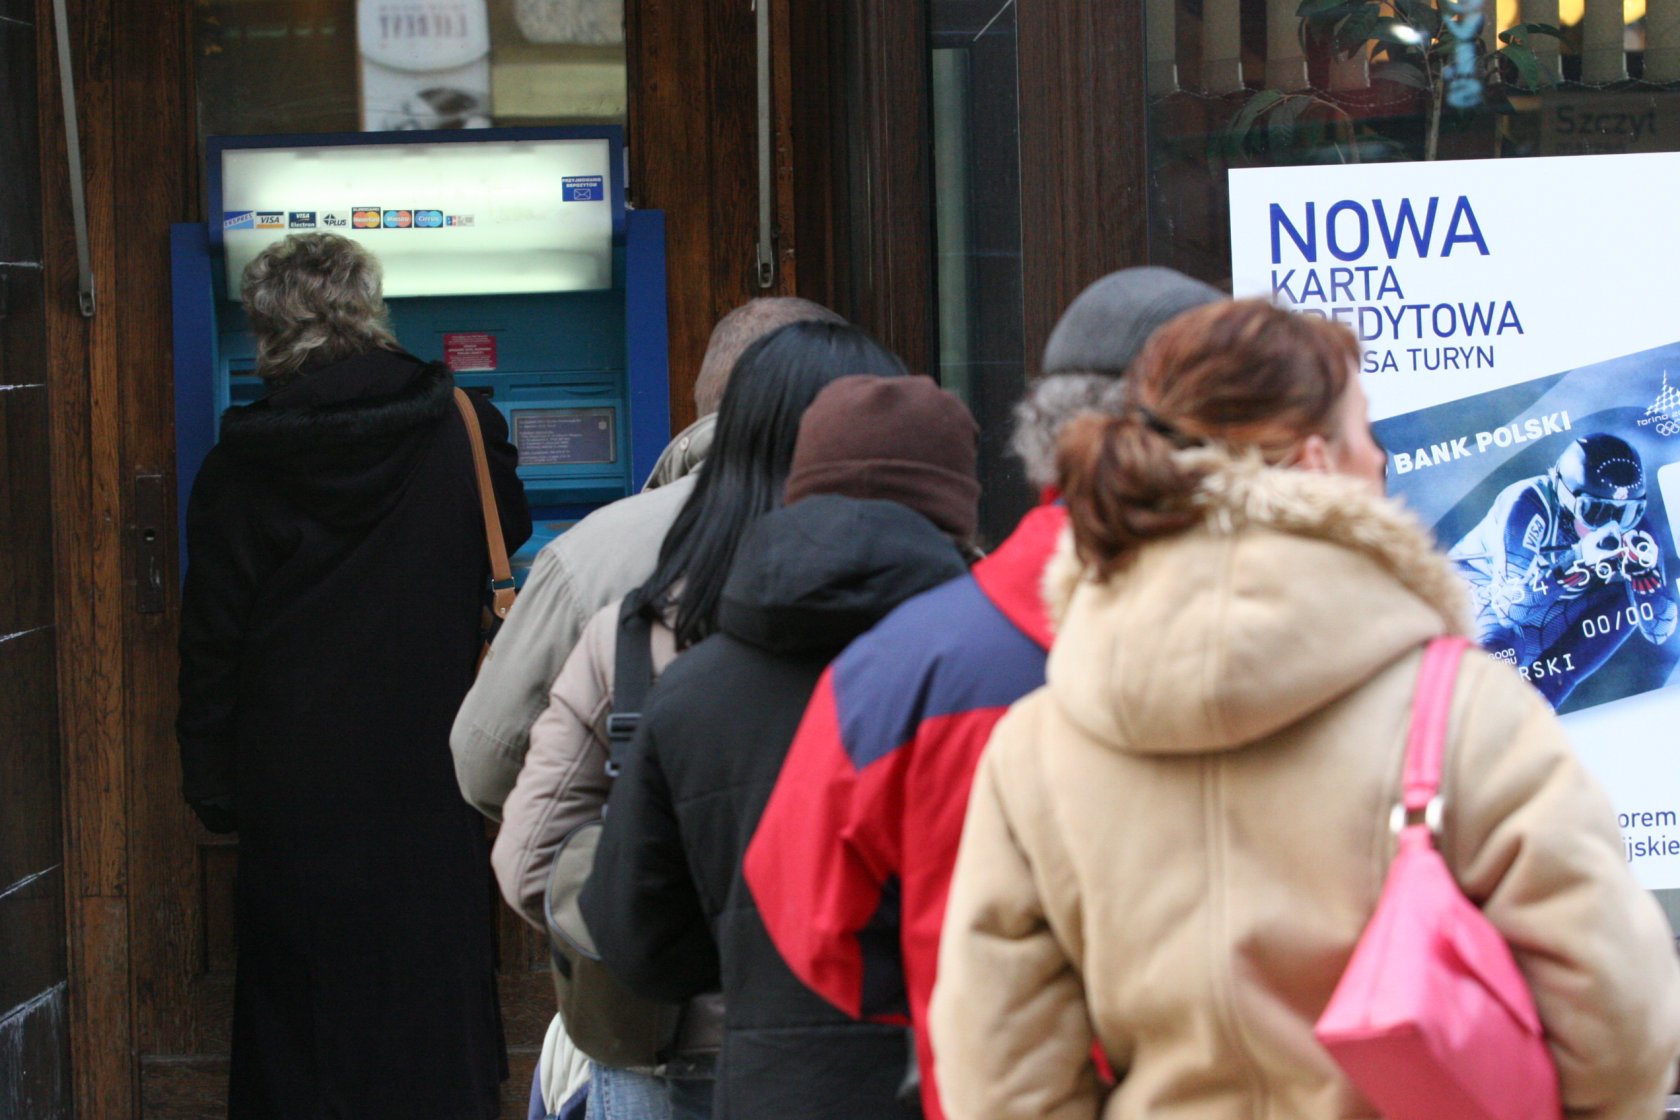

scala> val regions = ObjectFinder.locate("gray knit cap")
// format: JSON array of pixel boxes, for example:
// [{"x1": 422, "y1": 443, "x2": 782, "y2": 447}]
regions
[{"x1": 1040, "y1": 266, "x2": 1225, "y2": 376}]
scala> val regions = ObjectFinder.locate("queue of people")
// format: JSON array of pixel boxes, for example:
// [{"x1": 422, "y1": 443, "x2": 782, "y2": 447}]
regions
[{"x1": 179, "y1": 231, "x2": 1680, "y2": 1120}]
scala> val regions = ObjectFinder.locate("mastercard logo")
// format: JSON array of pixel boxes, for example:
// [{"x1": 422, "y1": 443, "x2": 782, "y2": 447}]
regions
[{"x1": 352, "y1": 208, "x2": 382, "y2": 229}]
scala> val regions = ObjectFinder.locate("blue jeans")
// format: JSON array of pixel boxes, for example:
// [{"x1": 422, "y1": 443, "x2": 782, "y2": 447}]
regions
[{"x1": 590, "y1": 1059, "x2": 714, "y2": 1120}]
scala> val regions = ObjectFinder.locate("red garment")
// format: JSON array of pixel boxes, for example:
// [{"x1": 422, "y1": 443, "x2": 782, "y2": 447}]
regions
[{"x1": 744, "y1": 505, "x2": 1064, "y2": 1120}]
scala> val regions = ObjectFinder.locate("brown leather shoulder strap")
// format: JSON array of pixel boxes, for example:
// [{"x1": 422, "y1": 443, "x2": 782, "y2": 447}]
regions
[{"x1": 452, "y1": 388, "x2": 518, "y2": 620}]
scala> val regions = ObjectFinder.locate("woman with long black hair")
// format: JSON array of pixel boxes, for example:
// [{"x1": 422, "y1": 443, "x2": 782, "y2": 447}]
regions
[{"x1": 494, "y1": 319, "x2": 907, "y2": 1119}]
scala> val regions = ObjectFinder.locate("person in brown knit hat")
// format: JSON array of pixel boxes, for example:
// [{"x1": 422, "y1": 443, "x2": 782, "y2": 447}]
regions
[
  {"x1": 784, "y1": 374, "x2": 982, "y2": 542},
  {"x1": 580, "y1": 375, "x2": 981, "y2": 1120}
]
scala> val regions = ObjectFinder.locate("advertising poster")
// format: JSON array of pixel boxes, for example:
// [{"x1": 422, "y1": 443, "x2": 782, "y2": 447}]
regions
[
  {"x1": 1230, "y1": 152, "x2": 1680, "y2": 888},
  {"x1": 358, "y1": 0, "x2": 492, "y2": 131}
]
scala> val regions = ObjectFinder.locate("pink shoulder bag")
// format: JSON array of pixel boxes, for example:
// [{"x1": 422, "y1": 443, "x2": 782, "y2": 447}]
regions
[{"x1": 1314, "y1": 636, "x2": 1561, "y2": 1120}]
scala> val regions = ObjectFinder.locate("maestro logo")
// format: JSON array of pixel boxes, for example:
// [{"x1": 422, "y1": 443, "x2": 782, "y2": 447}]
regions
[
  {"x1": 383, "y1": 210, "x2": 412, "y2": 229},
  {"x1": 352, "y1": 208, "x2": 382, "y2": 229}
]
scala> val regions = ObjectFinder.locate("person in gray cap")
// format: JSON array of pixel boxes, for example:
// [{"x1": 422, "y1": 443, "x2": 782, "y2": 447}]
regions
[
  {"x1": 1012, "y1": 265, "x2": 1225, "y2": 499},
  {"x1": 742, "y1": 266, "x2": 1222, "y2": 1120}
]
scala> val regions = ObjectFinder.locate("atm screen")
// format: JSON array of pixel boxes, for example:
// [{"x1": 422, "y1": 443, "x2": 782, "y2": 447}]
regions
[
  {"x1": 513, "y1": 408, "x2": 617, "y2": 467},
  {"x1": 218, "y1": 136, "x2": 614, "y2": 299}
]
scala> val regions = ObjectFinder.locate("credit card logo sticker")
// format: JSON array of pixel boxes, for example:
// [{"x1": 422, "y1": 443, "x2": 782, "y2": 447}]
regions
[
  {"x1": 223, "y1": 210, "x2": 255, "y2": 231},
  {"x1": 445, "y1": 214, "x2": 474, "y2": 227},
  {"x1": 414, "y1": 209, "x2": 444, "y2": 228},
  {"x1": 256, "y1": 212, "x2": 285, "y2": 229},
  {"x1": 288, "y1": 211, "x2": 317, "y2": 228},
  {"x1": 562, "y1": 175, "x2": 604, "y2": 203},
  {"x1": 353, "y1": 208, "x2": 383, "y2": 229},
  {"x1": 383, "y1": 210, "x2": 412, "y2": 229},
  {"x1": 321, "y1": 212, "x2": 350, "y2": 228}
]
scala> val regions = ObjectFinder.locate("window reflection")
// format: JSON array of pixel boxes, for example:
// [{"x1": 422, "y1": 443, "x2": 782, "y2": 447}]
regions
[
  {"x1": 196, "y1": 0, "x2": 626, "y2": 141},
  {"x1": 929, "y1": 0, "x2": 1032, "y2": 543},
  {"x1": 1145, "y1": 0, "x2": 1680, "y2": 288}
]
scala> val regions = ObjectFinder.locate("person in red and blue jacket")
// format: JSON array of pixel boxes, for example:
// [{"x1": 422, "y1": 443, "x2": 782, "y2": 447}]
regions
[{"x1": 744, "y1": 268, "x2": 1223, "y2": 1120}]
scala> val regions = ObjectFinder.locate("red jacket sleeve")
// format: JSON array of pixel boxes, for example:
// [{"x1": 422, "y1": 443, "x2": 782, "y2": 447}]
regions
[{"x1": 745, "y1": 668, "x2": 908, "y2": 1023}]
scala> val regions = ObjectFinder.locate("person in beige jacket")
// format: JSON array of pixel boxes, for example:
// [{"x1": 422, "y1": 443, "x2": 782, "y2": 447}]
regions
[{"x1": 930, "y1": 299, "x2": 1680, "y2": 1120}]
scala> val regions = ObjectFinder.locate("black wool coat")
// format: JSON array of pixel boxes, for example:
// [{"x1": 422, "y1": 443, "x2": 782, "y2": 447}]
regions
[
  {"x1": 177, "y1": 350, "x2": 530, "y2": 1120},
  {"x1": 580, "y1": 495, "x2": 968, "y2": 1120}
]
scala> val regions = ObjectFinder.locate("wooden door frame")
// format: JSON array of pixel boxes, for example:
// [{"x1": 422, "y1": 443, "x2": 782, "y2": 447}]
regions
[
  {"x1": 813, "y1": 0, "x2": 1151, "y2": 381},
  {"x1": 1016, "y1": 0, "x2": 1151, "y2": 370},
  {"x1": 38, "y1": 0, "x2": 201, "y2": 1114}
]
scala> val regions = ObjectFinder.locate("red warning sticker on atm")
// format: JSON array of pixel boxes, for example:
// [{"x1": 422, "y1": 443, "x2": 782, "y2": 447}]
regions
[{"x1": 444, "y1": 332, "x2": 498, "y2": 372}]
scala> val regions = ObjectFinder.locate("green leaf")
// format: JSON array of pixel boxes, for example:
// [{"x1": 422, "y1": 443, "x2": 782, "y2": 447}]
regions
[
  {"x1": 1335, "y1": 3, "x2": 1383, "y2": 52},
  {"x1": 1229, "y1": 89, "x2": 1284, "y2": 138},
  {"x1": 1499, "y1": 21, "x2": 1563, "y2": 43},
  {"x1": 1395, "y1": 0, "x2": 1442, "y2": 36},
  {"x1": 1500, "y1": 42, "x2": 1544, "y2": 90},
  {"x1": 1269, "y1": 94, "x2": 1314, "y2": 151},
  {"x1": 1371, "y1": 59, "x2": 1431, "y2": 90}
]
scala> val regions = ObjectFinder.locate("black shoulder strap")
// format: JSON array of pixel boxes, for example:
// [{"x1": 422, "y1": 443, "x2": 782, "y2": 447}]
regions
[{"x1": 606, "y1": 594, "x2": 656, "y2": 776}]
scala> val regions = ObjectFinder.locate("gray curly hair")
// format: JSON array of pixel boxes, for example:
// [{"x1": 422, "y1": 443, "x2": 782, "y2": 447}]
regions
[
  {"x1": 1010, "y1": 373, "x2": 1131, "y2": 490},
  {"x1": 241, "y1": 233, "x2": 399, "y2": 381}
]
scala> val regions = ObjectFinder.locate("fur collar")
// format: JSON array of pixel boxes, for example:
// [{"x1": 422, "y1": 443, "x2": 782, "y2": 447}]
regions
[
  {"x1": 218, "y1": 357, "x2": 455, "y2": 461},
  {"x1": 1043, "y1": 450, "x2": 1470, "y2": 636}
]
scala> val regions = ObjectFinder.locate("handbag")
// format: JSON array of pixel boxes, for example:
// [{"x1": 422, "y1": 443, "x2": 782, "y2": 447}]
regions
[
  {"x1": 1314, "y1": 636, "x2": 1561, "y2": 1120},
  {"x1": 452, "y1": 388, "x2": 519, "y2": 670}
]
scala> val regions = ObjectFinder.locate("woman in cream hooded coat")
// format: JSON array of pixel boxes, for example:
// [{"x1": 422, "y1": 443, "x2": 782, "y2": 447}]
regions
[{"x1": 929, "y1": 300, "x2": 1680, "y2": 1120}]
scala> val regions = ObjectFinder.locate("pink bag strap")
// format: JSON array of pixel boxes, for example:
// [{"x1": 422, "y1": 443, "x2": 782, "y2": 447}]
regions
[{"x1": 1400, "y1": 637, "x2": 1472, "y2": 824}]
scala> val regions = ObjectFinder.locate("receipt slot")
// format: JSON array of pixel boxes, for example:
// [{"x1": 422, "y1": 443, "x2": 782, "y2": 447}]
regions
[{"x1": 170, "y1": 126, "x2": 670, "y2": 577}]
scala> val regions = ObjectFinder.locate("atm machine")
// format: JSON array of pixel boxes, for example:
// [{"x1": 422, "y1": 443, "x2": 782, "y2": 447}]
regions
[{"x1": 170, "y1": 126, "x2": 670, "y2": 580}]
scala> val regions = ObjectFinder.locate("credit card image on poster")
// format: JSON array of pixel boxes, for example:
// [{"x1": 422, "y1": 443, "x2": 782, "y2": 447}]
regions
[{"x1": 1373, "y1": 338, "x2": 1680, "y2": 716}]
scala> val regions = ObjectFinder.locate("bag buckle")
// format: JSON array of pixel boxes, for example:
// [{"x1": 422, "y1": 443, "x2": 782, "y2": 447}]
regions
[
  {"x1": 1390, "y1": 795, "x2": 1445, "y2": 837},
  {"x1": 606, "y1": 712, "x2": 640, "y2": 742}
]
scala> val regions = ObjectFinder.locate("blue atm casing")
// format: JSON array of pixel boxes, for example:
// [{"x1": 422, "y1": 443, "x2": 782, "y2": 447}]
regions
[{"x1": 171, "y1": 126, "x2": 670, "y2": 580}]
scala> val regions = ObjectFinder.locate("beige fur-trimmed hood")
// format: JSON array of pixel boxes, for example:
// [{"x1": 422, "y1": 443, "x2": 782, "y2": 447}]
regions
[{"x1": 1042, "y1": 453, "x2": 1471, "y2": 756}]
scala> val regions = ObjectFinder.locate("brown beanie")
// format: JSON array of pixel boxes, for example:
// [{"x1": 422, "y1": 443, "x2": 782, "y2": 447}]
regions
[{"x1": 784, "y1": 375, "x2": 981, "y2": 539}]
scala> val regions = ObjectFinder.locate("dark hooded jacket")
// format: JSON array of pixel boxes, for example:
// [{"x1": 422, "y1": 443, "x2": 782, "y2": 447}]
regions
[
  {"x1": 177, "y1": 349, "x2": 530, "y2": 1120},
  {"x1": 580, "y1": 495, "x2": 967, "y2": 1120}
]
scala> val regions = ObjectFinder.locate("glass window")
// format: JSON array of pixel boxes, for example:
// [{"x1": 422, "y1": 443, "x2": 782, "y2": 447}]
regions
[
  {"x1": 1145, "y1": 0, "x2": 1680, "y2": 288},
  {"x1": 197, "y1": 0, "x2": 627, "y2": 140},
  {"x1": 929, "y1": 0, "x2": 1031, "y2": 543}
]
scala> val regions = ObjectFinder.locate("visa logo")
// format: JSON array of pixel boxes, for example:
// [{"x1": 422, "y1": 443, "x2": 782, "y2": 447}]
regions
[
  {"x1": 288, "y1": 211, "x2": 317, "y2": 228},
  {"x1": 256, "y1": 212, "x2": 285, "y2": 229}
]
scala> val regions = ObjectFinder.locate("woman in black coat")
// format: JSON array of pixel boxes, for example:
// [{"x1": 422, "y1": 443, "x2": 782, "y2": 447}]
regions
[
  {"x1": 580, "y1": 375, "x2": 981, "y2": 1120},
  {"x1": 177, "y1": 233, "x2": 530, "y2": 1120}
]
